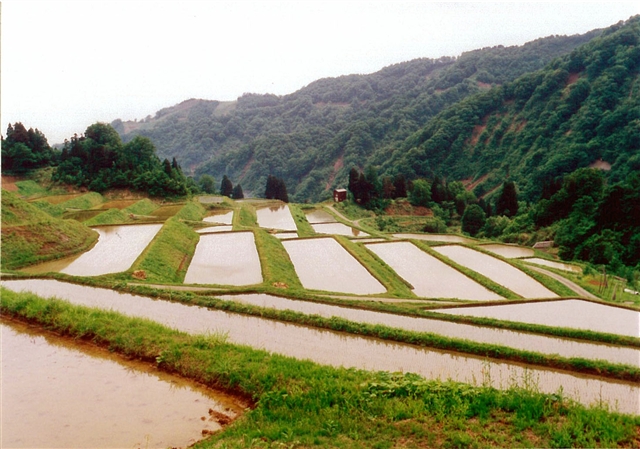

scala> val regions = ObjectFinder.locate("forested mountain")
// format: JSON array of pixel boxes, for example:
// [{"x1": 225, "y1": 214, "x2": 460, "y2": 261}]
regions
[{"x1": 113, "y1": 25, "x2": 604, "y2": 201}]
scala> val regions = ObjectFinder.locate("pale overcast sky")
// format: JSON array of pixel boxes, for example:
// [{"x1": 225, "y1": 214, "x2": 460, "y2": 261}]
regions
[{"x1": 2, "y1": 1, "x2": 639, "y2": 144}]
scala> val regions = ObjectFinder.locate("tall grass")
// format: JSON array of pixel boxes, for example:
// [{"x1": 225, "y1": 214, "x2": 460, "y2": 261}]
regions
[{"x1": 253, "y1": 229, "x2": 303, "y2": 289}]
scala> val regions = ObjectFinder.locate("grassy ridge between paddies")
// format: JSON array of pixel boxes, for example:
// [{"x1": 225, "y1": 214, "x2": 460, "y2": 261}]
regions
[
  {"x1": 253, "y1": 228, "x2": 303, "y2": 290},
  {"x1": 1, "y1": 190, "x2": 98, "y2": 270},
  {"x1": 129, "y1": 202, "x2": 205, "y2": 283},
  {"x1": 2, "y1": 288, "x2": 639, "y2": 449}
]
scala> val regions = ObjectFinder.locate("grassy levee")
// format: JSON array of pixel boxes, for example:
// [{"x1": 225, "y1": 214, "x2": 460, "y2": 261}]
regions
[
  {"x1": 1, "y1": 190, "x2": 98, "y2": 270},
  {"x1": 15, "y1": 180, "x2": 49, "y2": 198},
  {"x1": 30, "y1": 199, "x2": 65, "y2": 217},
  {"x1": 83, "y1": 208, "x2": 132, "y2": 226},
  {"x1": 2, "y1": 288, "x2": 639, "y2": 448},
  {"x1": 236, "y1": 202, "x2": 257, "y2": 228},
  {"x1": 412, "y1": 240, "x2": 521, "y2": 300},
  {"x1": 129, "y1": 217, "x2": 200, "y2": 283},
  {"x1": 174, "y1": 200, "x2": 206, "y2": 221},
  {"x1": 288, "y1": 203, "x2": 316, "y2": 237},
  {"x1": 253, "y1": 228, "x2": 303, "y2": 289},
  {"x1": 58, "y1": 192, "x2": 104, "y2": 210},
  {"x1": 123, "y1": 198, "x2": 159, "y2": 216},
  {"x1": 334, "y1": 235, "x2": 415, "y2": 298}
]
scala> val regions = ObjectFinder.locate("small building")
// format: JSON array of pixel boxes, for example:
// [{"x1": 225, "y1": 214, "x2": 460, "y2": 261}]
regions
[{"x1": 333, "y1": 188, "x2": 347, "y2": 202}]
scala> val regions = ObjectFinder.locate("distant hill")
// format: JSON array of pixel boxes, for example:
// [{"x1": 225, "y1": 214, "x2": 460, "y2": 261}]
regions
[{"x1": 113, "y1": 24, "x2": 605, "y2": 201}]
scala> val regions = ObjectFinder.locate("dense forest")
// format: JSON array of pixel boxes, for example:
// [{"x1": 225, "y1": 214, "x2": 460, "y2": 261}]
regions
[{"x1": 112, "y1": 26, "x2": 602, "y2": 201}]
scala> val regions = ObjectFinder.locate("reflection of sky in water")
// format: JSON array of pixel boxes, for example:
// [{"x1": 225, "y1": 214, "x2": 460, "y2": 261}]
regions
[
  {"x1": 203, "y1": 211, "x2": 233, "y2": 225},
  {"x1": 2, "y1": 279, "x2": 639, "y2": 416},
  {"x1": 184, "y1": 232, "x2": 262, "y2": 285},
  {"x1": 312, "y1": 222, "x2": 368, "y2": 237},
  {"x1": 305, "y1": 210, "x2": 337, "y2": 224},
  {"x1": 367, "y1": 241, "x2": 503, "y2": 301},
  {"x1": 479, "y1": 244, "x2": 535, "y2": 259},
  {"x1": 282, "y1": 238, "x2": 385, "y2": 294},
  {"x1": 217, "y1": 293, "x2": 640, "y2": 367},
  {"x1": 61, "y1": 224, "x2": 162, "y2": 276},
  {"x1": 433, "y1": 245, "x2": 558, "y2": 299},
  {"x1": 436, "y1": 299, "x2": 640, "y2": 338},
  {"x1": 256, "y1": 205, "x2": 297, "y2": 231}
]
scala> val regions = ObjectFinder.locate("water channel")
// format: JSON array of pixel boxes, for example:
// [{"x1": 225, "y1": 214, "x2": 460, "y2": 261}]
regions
[
  {"x1": 1, "y1": 318, "x2": 243, "y2": 448},
  {"x1": 2, "y1": 279, "x2": 639, "y2": 415}
]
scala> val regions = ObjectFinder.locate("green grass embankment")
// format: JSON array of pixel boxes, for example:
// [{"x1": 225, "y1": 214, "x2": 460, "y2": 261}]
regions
[
  {"x1": 2, "y1": 288, "x2": 638, "y2": 448},
  {"x1": 58, "y1": 192, "x2": 104, "y2": 210},
  {"x1": 1, "y1": 190, "x2": 98, "y2": 270},
  {"x1": 253, "y1": 229, "x2": 303, "y2": 289},
  {"x1": 83, "y1": 209, "x2": 132, "y2": 226},
  {"x1": 288, "y1": 203, "x2": 316, "y2": 237},
  {"x1": 129, "y1": 217, "x2": 200, "y2": 283},
  {"x1": 124, "y1": 199, "x2": 159, "y2": 216}
]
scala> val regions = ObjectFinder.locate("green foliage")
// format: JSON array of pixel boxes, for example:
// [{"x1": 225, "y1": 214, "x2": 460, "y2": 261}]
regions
[
  {"x1": 1, "y1": 123, "x2": 55, "y2": 174},
  {"x1": 265, "y1": 175, "x2": 289, "y2": 202},
  {"x1": 408, "y1": 179, "x2": 431, "y2": 207},
  {"x1": 197, "y1": 174, "x2": 216, "y2": 194},
  {"x1": 52, "y1": 123, "x2": 191, "y2": 197},
  {"x1": 461, "y1": 204, "x2": 486, "y2": 236},
  {"x1": 220, "y1": 175, "x2": 233, "y2": 197},
  {"x1": 173, "y1": 201, "x2": 206, "y2": 221},
  {"x1": 495, "y1": 181, "x2": 518, "y2": 217}
]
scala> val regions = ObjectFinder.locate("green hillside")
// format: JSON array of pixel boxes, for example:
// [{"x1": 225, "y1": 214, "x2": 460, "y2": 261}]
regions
[{"x1": 113, "y1": 26, "x2": 601, "y2": 201}]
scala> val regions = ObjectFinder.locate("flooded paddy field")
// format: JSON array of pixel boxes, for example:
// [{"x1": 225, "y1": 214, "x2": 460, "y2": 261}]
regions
[
  {"x1": 216, "y1": 292, "x2": 640, "y2": 366},
  {"x1": 203, "y1": 211, "x2": 234, "y2": 225},
  {"x1": 480, "y1": 243, "x2": 535, "y2": 258},
  {"x1": 434, "y1": 299, "x2": 640, "y2": 338},
  {"x1": 184, "y1": 232, "x2": 262, "y2": 286},
  {"x1": 433, "y1": 245, "x2": 558, "y2": 299},
  {"x1": 312, "y1": 222, "x2": 369, "y2": 237},
  {"x1": 19, "y1": 224, "x2": 162, "y2": 276},
  {"x1": 366, "y1": 241, "x2": 503, "y2": 301},
  {"x1": 256, "y1": 205, "x2": 297, "y2": 231},
  {"x1": 2, "y1": 279, "x2": 639, "y2": 415},
  {"x1": 305, "y1": 209, "x2": 337, "y2": 223},
  {"x1": 282, "y1": 237, "x2": 386, "y2": 295},
  {"x1": 98, "y1": 199, "x2": 141, "y2": 210},
  {"x1": 524, "y1": 257, "x2": 583, "y2": 273},
  {"x1": 62, "y1": 209, "x2": 103, "y2": 221},
  {"x1": 1, "y1": 319, "x2": 243, "y2": 449}
]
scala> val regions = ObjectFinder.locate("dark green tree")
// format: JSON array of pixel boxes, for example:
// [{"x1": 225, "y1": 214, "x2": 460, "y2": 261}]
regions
[
  {"x1": 220, "y1": 175, "x2": 233, "y2": 197},
  {"x1": 495, "y1": 181, "x2": 518, "y2": 217},
  {"x1": 232, "y1": 183, "x2": 244, "y2": 199},
  {"x1": 408, "y1": 179, "x2": 431, "y2": 207},
  {"x1": 462, "y1": 204, "x2": 487, "y2": 236},
  {"x1": 198, "y1": 174, "x2": 216, "y2": 194}
]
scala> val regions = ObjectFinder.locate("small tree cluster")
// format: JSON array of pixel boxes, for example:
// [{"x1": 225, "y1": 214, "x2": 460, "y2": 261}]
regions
[
  {"x1": 265, "y1": 175, "x2": 288, "y2": 202},
  {"x1": 218, "y1": 175, "x2": 244, "y2": 199},
  {"x1": 1, "y1": 122, "x2": 55, "y2": 174}
]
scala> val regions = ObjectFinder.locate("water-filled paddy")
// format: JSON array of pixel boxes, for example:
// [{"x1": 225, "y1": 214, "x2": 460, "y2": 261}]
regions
[
  {"x1": 393, "y1": 233, "x2": 475, "y2": 243},
  {"x1": 305, "y1": 209, "x2": 337, "y2": 223},
  {"x1": 282, "y1": 238, "x2": 385, "y2": 295},
  {"x1": 434, "y1": 299, "x2": 640, "y2": 338},
  {"x1": 312, "y1": 222, "x2": 369, "y2": 237},
  {"x1": 184, "y1": 232, "x2": 262, "y2": 285},
  {"x1": 55, "y1": 224, "x2": 162, "y2": 276},
  {"x1": 216, "y1": 293, "x2": 640, "y2": 366},
  {"x1": 1, "y1": 319, "x2": 242, "y2": 449},
  {"x1": 98, "y1": 199, "x2": 141, "y2": 210},
  {"x1": 480, "y1": 243, "x2": 535, "y2": 258},
  {"x1": 256, "y1": 205, "x2": 297, "y2": 231},
  {"x1": 524, "y1": 258, "x2": 583, "y2": 273},
  {"x1": 203, "y1": 211, "x2": 234, "y2": 225},
  {"x1": 2, "y1": 280, "x2": 638, "y2": 415},
  {"x1": 366, "y1": 241, "x2": 503, "y2": 301},
  {"x1": 433, "y1": 245, "x2": 558, "y2": 299}
]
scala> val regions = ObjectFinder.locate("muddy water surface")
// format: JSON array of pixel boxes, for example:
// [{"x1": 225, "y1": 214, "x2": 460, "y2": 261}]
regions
[
  {"x1": 203, "y1": 211, "x2": 234, "y2": 225},
  {"x1": 312, "y1": 222, "x2": 369, "y2": 237},
  {"x1": 433, "y1": 245, "x2": 558, "y2": 299},
  {"x1": 2, "y1": 280, "x2": 638, "y2": 415},
  {"x1": 305, "y1": 209, "x2": 337, "y2": 223},
  {"x1": 282, "y1": 238, "x2": 385, "y2": 294},
  {"x1": 184, "y1": 232, "x2": 262, "y2": 285},
  {"x1": 435, "y1": 299, "x2": 640, "y2": 338},
  {"x1": 196, "y1": 225, "x2": 234, "y2": 234},
  {"x1": 480, "y1": 244, "x2": 535, "y2": 258},
  {"x1": 1, "y1": 319, "x2": 242, "y2": 449},
  {"x1": 366, "y1": 241, "x2": 503, "y2": 301},
  {"x1": 256, "y1": 205, "x2": 297, "y2": 231}
]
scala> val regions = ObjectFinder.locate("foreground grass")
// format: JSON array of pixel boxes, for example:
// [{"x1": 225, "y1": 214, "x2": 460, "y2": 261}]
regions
[{"x1": 2, "y1": 288, "x2": 639, "y2": 448}]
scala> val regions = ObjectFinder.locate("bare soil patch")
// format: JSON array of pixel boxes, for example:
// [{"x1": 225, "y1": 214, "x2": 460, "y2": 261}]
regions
[{"x1": 385, "y1": 200, "x2": 433, "y2": 217}]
